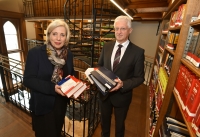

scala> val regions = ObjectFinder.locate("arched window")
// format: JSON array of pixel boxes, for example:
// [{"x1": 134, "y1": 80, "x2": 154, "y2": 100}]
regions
[
  {"x1": 2, "y1": 21, "x2": 22, "y2": 86},
  {"x1": 3, "y1": 21, "x2": 19, "y2": 51}
]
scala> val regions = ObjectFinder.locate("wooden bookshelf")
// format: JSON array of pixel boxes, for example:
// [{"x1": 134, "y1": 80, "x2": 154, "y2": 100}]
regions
[
  {"x1": 150, "y1": 0, "x2": 200, "y2": 136},
  {"x1": 173, "y1": 90, "x2": 196, "y2": 137},
  {"x1": 181, "y1": 58, "x2": 200, "y2": 77},
  {"x1": 165, "y1": 47, "x2": 175, "y2": 55}
]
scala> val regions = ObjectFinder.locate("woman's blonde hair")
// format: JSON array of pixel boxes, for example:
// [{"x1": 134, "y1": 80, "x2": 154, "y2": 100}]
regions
[{"x1": 45, "y1": 19, "x2": 71, "y2": 46}]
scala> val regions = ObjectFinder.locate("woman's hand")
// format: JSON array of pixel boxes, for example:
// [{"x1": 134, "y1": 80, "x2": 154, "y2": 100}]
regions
[
  {"x1": 55, "y1": 85, "x2": 66, "y2": 96},
  {"x1": 110, "y1": 78, "x2": 123, "y2": 92}
]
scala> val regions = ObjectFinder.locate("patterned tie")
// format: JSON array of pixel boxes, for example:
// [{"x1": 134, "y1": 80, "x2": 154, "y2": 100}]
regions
[{"x1": 113, "y1": 44, "x2": 122, "y2": 71}]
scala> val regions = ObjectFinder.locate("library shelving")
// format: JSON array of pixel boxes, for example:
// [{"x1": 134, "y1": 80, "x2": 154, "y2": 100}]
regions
[
  {"x1": 149, "y1": 0, "x2": 200, "y2": 136},
  {"x1": 34, "y1": 20, "x2": 51, "y2": 41}
]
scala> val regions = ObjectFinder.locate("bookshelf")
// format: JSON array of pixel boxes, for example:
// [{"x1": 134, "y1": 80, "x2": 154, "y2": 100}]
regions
[
  {"x1": 149, "y1": 0, "x2": 200, "y2": 136},
  {"x1": 34, "y1": 20, "x2": 51, "y2": 41}
]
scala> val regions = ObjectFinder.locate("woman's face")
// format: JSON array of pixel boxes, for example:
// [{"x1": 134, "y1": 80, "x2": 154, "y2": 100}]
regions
[{"x1": 49, "y1": 26, "x2": 67, "y2": 50}]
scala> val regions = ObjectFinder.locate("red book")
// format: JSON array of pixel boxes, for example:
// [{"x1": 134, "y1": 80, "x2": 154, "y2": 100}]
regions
[
  {"x1": 175, "y1": 4, "x2": 186, "y2": 26},
  {"x1": 184, "y1": 79, "x2": 200, "y2": 122},
  {"x1": 174, "y1": 65, "x2": 187, "y2": 108},
  {"x1": 181, "y1": 71, "x2": 197, "y2": 109},
  {"x1": 192, "y1": 104, "x2": 200, "y2": 133},
  {"x1": 169, "y1": 11, "x2": 178, "y2": 28}
]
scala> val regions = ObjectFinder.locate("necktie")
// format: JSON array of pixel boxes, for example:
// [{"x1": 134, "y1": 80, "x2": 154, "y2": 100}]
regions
[{"x1": 113, "y1": 44, "x2": 122, "y2": 71}]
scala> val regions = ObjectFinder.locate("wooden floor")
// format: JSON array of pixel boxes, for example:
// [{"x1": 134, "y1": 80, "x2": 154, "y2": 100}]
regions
[{"x1": 0, "y1": 84, "x2": 149, "y2": 137}]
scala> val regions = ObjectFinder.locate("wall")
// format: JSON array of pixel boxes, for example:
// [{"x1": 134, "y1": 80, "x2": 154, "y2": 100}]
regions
[
  {"x1": 0, "y1": 0, "x2": 23, "y2": 13},
  {"x1": 130, "y1": 21, "x2": 159, "y2": 59}
]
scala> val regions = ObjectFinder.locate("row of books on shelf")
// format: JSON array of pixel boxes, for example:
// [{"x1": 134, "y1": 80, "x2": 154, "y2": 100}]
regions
[
  {"x1": 174, "y1": 64, "x2": 200, "y2": 136},
  {"x1": 156, "y1": 51, "x2": 173, "y2": 73},
  {"x1": 58, "y1": 75, "x2": 87, "y2": 98},
  {"x1": 164, "y1": 53, "x2": 174, "y2": 76},
  {"x1": 158, "y1": 67, "x2": 168, "y2": 94},
  {"x1": 155, "y1": 81, "x2": 164, "y2": 112},
  {"x1": 149, "y1": 76, "x2": 166, "y2": 137},
  {"x1": 149, "y1": 95, "x2": 159, "y2": 137},
  {"x1": 159, "y1": 116, "x2": 191, "y2": 137},
  {"x1": 85, "y1": 66, "x2": 118, "y2": 95},
  {"x1": 159, "y1": 35, "x2": 166, "y2": 51},
  {"x1": 169, "y1": 4, "x2": 186, "y2": 28},
  {"x1": 162, "y1": 22, "x2": 169, "y2": 34},
  {"x1": 185, "y1": 30, "x2": 200, "y2": 67},
  {"x1": 166, "y1": 32, "x2": 179, "y2": 50},
  {"x1": 159, "y1": 31, "x2": 179, "y2": 52}
]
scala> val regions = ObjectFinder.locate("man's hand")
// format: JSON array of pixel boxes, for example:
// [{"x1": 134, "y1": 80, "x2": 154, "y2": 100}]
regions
[{"x1": 110, "y1": 78, "x2": 123, "y2": 92}]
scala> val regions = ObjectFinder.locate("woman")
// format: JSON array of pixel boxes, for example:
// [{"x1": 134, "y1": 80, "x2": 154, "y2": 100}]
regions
[{"x1": 23, "y1": 19, "x2": 74, "y2": 137}]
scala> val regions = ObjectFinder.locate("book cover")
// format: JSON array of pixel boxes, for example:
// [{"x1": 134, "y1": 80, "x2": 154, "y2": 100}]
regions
[
  {"x1": 162, "y1": 21, "x2": 169, "y2": 33},
  {"x1": 84, "y1": 68, "x2": 95, "y2": 84},
  {"x1": 181, "y1": 72, "x2": 197, "y2": 109},
  {"x1": 166, "y1": 123, "x2": 190, "y2": 137},
  {"x1": 192, "y1": 33, "x2": 200, "y2": 67},
  {"x1": 89, "y1": 74, "x2": 107, "y2": 95},
  {"x1": 169, "y1": 11, "x2": 178, "y2": 28},
  {"x1": 187, "y1": 31, "x2": 200, "y2": 63},
  {"x1": 184, "y1": 79, "x2": 200, "y2": 122},
  {"x1": 166, "y1": 117, "x2": 186, "y2": 128},
  {"x1": 91, "y1": 67, "x2": 118, "y2": 90},
  {"x1": 191, "y1": 104, "x2": 200, "y2": 132},
  {"x1": 175, "y1": 4, "x2": 186, "y2": 27},
  {"x1": 98, "y1": 67, "x2": 118, "y2": 81}
]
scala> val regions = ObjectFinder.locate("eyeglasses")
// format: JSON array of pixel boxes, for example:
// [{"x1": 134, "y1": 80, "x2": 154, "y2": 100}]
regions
[{"x1": 114, "y1": 28, "x2": 128, "y2": 31}]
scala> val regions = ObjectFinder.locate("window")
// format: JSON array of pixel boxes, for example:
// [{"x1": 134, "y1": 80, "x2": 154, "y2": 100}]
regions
[
  {"x1": 2, "y1": 21, "x2": 23, "y2": 86},
  {"x1": 3, "y1": 21, "x2": 19, "y2": 51}
]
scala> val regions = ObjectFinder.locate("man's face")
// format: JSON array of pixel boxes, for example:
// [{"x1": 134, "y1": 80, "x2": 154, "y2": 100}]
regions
[{"x1": 114, "y1": 20, "x2": 132, "y2": 43}]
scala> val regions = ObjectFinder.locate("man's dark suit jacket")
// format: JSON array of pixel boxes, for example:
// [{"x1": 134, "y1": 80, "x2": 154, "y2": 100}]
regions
[
  {"x1": 98, "y1": 41, "x2": 145, "y2": 107},
  {"x1": 23, "y1": 45, "x2": 74, "y2": 115}
]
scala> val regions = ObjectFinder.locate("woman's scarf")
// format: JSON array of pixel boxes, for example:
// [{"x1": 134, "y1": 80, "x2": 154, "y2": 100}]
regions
[{"x1": 46, "y1": 43, "x2": 68, "y2": 84}]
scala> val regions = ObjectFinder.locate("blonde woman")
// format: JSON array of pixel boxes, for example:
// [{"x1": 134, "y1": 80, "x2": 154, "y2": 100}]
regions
[{"x1": 23, "y1": 19, "x2": 74, "y2": 137}]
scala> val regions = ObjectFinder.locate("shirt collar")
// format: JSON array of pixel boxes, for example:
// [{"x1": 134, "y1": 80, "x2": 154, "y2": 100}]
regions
[{"x1": 115, "y1": 40, "x2": 130, "y2": 48}]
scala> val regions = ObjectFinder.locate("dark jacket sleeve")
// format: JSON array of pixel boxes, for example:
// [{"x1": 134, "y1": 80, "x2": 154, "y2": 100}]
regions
[
  {"x1": 119, "y1": 48, "x2": 145, "y2": 93},
  {"x1": 23, "y1": 46, "x2": 56, "y2": 96}
]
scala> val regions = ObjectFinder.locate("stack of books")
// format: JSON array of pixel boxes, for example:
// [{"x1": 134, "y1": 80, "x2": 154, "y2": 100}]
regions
[
  {"x1": 185, "y1": 30, "x2": 200, "y2": 67},
  {"x1": 169, "y1": 4, "x2": 186, "y2": 28},
  {"x1": 174, "y1": 64, "x2": 200, "y2": 123},
  {"x1": 160, "y1": 116, "x2": 190, "y2": 137},
  {"x1": 58, "y1": 75, "x2": 87, "y2": 98},
  {"x1": 85, "y1": 67, "x2": 118, "y2": 95}
]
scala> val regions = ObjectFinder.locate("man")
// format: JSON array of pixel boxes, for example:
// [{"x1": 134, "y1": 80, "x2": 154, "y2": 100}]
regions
[{"x1": 98, "y1": 15, "x2": 145, "y2": 137}]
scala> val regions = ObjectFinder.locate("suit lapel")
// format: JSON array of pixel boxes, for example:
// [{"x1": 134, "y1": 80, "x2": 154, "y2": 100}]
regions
[{"x1": 107, "y1": 42, "x2": 115, "y2": 70}]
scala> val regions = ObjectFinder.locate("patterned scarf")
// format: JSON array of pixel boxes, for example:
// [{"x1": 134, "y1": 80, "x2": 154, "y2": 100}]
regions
[{"x1": 46, "y1": 44, "x2": 68, "y2": 84}]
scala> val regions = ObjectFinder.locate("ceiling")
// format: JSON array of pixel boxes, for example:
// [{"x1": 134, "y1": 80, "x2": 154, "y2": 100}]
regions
[
  {"x1": 0, "y1": 0, "x2": 170, "y2": 21},
  {"x1": 116, "y1": 0, "x2": 170, "y2": 21}
]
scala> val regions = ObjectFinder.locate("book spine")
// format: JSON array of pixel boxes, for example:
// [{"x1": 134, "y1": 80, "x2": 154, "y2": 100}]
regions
[
  {"x1": 66, "y1": 82, "x2": 83, "y2": 98},
  {"x1": 184, "y1": 80, "x2": 200, "y2": 122},
  {"x1": 96, "y1": 69, "x2": 116, "y2": 86},
  {"x1": 73, "y1": 84, "x2": 87, "y2": 98}
]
